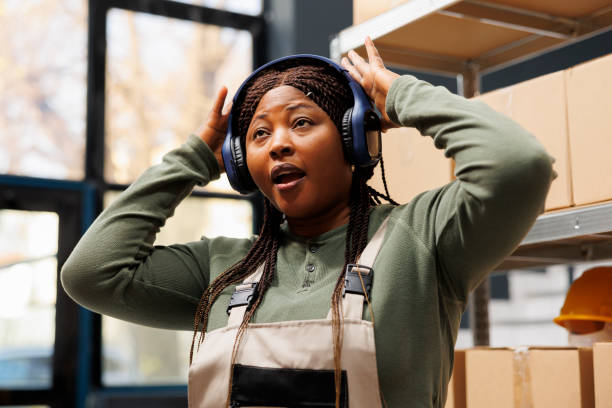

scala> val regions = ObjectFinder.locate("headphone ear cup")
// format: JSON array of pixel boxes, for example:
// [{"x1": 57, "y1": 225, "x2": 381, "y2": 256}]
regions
[
  {"x1": 232, "y1": 136, "x2": 245, "y2": 169},
  {"x1": 364, "y1": 111, "x2": 382, "y2": 161},
  {"x1": 231, "y1": 136, "x2": 256, "y2": 192},
  {"x1": 341, "y1": 108, "x2": 355, "y2": 164}
]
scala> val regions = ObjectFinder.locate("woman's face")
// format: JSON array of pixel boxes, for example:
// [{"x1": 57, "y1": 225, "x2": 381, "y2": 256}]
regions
[{"x1": 245, "y1": 85, "x2": 353, "y2": 223}]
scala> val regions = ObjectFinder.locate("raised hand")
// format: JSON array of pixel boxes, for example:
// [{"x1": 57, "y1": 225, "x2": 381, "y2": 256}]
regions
[
  {"x1": 341, "y1": 37, "x2": 400, "y2": 132},
  {"x1": 195, "y1": 86, "x2": 232, "y2": 173}
]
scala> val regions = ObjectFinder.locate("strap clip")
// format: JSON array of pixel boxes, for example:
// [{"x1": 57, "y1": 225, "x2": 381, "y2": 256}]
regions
[
  {"x1": 226, "y1": 282, "x2": 258, "y2": 315},
  {"x1": 343, "y1": 264, "x2": 374, "y2": 299}
]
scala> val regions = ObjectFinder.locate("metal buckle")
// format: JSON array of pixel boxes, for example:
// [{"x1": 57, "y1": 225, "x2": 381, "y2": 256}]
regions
[
  {"x1": 226, "y1": 282, "x2": 258, "y2": 315},
  {"x1": 343, "y1": 264, "x2": 373, "y2": 298}
]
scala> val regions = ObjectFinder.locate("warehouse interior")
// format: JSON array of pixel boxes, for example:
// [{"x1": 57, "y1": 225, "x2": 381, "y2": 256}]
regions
[{"x1": 1, "y1": 0, "x2": 611, "y2": 406}]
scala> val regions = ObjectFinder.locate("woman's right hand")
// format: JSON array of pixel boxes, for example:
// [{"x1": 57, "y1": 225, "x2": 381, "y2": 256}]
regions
[
  {"x1": 341, "y1": 37, "x2": 400, "y2": 132},
  {"x1": 195, "y1": 86, "x2": 232, "y2": 173}
]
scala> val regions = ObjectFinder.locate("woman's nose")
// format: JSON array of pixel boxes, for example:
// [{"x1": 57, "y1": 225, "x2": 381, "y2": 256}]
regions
[{"x1": 269, "y1": 129, "x2": 294, "y2": 159}]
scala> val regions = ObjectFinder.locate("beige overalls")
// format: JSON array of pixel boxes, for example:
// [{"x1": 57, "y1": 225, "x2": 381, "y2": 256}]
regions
[{"x1": 189, "y1": 218, "x2": 389, "y2": 407}]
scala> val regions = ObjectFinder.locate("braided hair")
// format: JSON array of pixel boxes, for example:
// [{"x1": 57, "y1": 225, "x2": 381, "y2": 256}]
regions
[{"x1": 190, "y1": 60, "x2": 397, "y2": 407}]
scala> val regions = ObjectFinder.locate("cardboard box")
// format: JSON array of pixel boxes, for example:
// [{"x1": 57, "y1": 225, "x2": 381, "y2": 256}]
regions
[
  {"x1": 464, "y1": 347, "x2": 594, "y2": 408},
  {"x1": 353, "y1": 0, "x2": 408, "y2": 24},
  {"x1": 370, "y1": 127, "x2": 453, "y2": 204},
  {"x1": 528, "y1": 347, "x2": 594, "y2": 408},
  {"x1": 566, "y1": 53, "x2": 612, "y2": 206},
  {"x1": 593, "y1": 342, "x2": 612, "y2": 408},
  {"x1": 473, "y1": 70, "x2": 573, "y2": 211},
  {"x1": 465, "y1": 348, "x2": 515, "y2": 408},
  {"x1": 445, "y1": 349, "x2": 466, "y2": 408}
]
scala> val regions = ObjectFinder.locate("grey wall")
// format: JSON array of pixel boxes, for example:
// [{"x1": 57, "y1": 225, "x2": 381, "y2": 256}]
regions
[
  {"x1": 481, "y1": 29, "x2": 612, "y2": 93},
  {"x1": 264, "y1": 0, "x2": 353, "y2": 60}
]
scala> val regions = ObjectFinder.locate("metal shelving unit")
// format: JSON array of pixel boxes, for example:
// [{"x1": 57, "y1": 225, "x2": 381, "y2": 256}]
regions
[
  {"x1": 330, "y1": 0, "x2": 612, "y2": 345},
  {"x1": 501, "y1": 202, "x2": 612, "y2": 270},
  {"x1": 331, "y1": 0, "x2": 612, "y2": 79}
]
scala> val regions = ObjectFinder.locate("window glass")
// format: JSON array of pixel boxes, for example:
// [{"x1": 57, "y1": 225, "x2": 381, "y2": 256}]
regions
[
  {"x1": 487, "y1": 266, "x2": 570, "y2": 347},
  {"x1": 102, "y1": 192, "x2": 252, "y2": 385},
  {"x1": 102, "y1": 318, "x2": 193, "y2": 386},
  {"x1": 452, "y1": 260, "x2": 612, "y2": 349},
  {"x1": 105, "y1": 9, "x2": 253, "y2": 192},
  {"x1": 103, "y1": 192, "x2": 253, "y2": 242},
  {"x1": 0, "y1": 0, "x2": 87, "y2": 179},
  {"x1": 178, "y1": 0, "x2": 262, "y2": 15},
  {"x1": 0, "y1": 210, "x2": 58, "y2": 389}
]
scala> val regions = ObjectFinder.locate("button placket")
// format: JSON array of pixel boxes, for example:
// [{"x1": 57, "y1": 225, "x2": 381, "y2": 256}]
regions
[
  {"x1": 302, "y1": 263, "x2": 315, "y2": 288},
  {"x1": 300, "y1": 242, "x2": 321, "y2": 290}
]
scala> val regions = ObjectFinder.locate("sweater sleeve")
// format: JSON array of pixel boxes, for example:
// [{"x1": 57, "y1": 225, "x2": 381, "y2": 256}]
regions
[
  {"x1": 385, "y1": 75, "x2": 555, "y2": 302},
  {"x1": 61, "y1": 135, "x2": 249, "y2": 330}
]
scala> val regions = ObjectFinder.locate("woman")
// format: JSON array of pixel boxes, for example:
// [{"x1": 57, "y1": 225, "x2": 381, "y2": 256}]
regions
[{"x1": 61, "y1": 38, "x2": 554, "y2": 407}]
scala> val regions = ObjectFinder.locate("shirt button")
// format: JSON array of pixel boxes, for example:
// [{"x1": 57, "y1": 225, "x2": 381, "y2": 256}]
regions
[
  {"x1": 309, "y1": 245, "x2": 319, "y2": 253},
  {"x1": 306, "y1": 264, "x2": 316, "y2": 272}
]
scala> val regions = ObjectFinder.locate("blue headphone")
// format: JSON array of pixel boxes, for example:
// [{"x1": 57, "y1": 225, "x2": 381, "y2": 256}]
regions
[{"x1": 222, "y1": 54, "x2": 382, "y2": 194}]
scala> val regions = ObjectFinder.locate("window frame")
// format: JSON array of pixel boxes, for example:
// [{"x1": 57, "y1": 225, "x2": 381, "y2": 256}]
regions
[{"x1": 0, "y1": 176, "x2": 88, "y2": 407}]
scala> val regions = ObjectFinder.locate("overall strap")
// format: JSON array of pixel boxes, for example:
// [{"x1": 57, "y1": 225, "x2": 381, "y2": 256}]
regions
[
  {"x1": 227, "y1": 263, "x2": 265, "y2": 327},
  {"x1": 334, "y1": 215, "x2": 391, "y2": 320}
]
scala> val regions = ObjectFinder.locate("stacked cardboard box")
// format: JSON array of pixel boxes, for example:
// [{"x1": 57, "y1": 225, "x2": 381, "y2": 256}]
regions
[
  {"x1": 474, "y1": 53, "x2": 612, "y2": 211},
  {"x1": 593, "y1": 342, "x2": 612, "y2": 407},
  {"x1": 369, "y1": 127, "x2": 453, "y2": 205},
  {"x1": 566, "y1": 54, "x2": 612, "y2": 207},
  {"x1": 472, "y1": 71, "x2": 572, "y2": 212},
  {"x1": 444, "y1": 345, "x2": 612, "y2": 408},
  {"x1": 373, "y1": 53, "x2": 612, "y2": 208}
]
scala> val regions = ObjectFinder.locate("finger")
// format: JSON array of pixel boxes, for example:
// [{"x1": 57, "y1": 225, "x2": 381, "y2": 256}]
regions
[
  {"x1": 341, "y1": 56, "x2": 363, "y2": 82},
  {"x1": 365, "y1": 36, "x2": 384, "y2": 68},
  {"x1": 347, "y1": 49, "x2": 369, "y2": 76},
  {"x1": 222, "y1": 100, "x2": 233, "y2": 116},
  {"x1": 212, "y1": 86, "x2": 228, "y2": 115}
]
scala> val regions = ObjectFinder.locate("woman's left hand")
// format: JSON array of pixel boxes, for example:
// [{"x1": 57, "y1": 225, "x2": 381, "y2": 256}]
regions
[{"x1": 341, "y1": 36, "x2": 400, "y2": 132}]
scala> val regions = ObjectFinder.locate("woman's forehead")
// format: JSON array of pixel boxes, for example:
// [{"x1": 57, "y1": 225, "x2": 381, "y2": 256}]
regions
[{"x1": 252, "y1": 85, "x2": 322, "y2": 117}]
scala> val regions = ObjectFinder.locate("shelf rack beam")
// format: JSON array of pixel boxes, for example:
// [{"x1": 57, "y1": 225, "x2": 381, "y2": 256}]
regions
[
  {"x1": 459, "y1": 64, "x2": 490, "y2": 346},
  {"x1": 441, "y1": 0, "x2": 580, "y2": 40}
]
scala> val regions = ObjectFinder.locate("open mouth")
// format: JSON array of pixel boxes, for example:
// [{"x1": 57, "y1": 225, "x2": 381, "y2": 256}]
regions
[{"x1": 271, "y1": 163, "x2": 306, "y2": 188}]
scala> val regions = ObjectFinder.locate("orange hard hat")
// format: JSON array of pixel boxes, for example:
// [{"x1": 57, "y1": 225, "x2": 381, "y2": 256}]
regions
[{"x1": 553, "y1": 266, "x2": 612, "y2": 334}]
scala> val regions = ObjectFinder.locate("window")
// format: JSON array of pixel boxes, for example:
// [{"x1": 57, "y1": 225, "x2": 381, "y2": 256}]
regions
[
  {"x1": 104, "y1": 9, "x2": 254, "y2": 192},
  {"x1": 0, "y1": 210, "x2": 59, "y2": 389},
  {"x1": 99, "y1": 7, "x2": 258, "y2": 386},
  {"x1": 0, "y1": 0, "x2": 87, "y2": 180},
  {"x1": 0, "y1": 0, "x2": 265, "y2": 405}
]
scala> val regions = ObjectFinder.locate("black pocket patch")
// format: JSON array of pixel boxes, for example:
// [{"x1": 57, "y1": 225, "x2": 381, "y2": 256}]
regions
[{"x1": 230, "y1": 364, "x2": 348, "y2": 407}]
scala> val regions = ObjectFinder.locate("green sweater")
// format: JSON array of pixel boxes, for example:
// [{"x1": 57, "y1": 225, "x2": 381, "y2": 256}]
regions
[{"x1": 61, "y1": 75, "x2": 554, "y2": 407}]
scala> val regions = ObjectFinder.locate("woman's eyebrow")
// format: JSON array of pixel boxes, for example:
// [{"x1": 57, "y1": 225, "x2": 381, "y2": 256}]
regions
[
  {"x1": 285, "y1": 103, "x2": 317, "y2": 112},
  {"x1": 252, "y1": 112, "x2": 268, "y2": 122},
  {"x1": 252, "y1": 102, "x2": 316, "y2": 123}
]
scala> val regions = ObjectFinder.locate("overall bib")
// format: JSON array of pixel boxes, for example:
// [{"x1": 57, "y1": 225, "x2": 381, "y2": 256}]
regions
[{"x1": 189, "y1": 218, "x2": 389, "y2": 407}]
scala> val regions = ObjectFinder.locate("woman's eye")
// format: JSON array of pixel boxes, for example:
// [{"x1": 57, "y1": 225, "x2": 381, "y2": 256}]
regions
[
  {"x1": 294, "y1": 118, "x2": 310, "y2": 128},
  {"x1": 253, "y1": 129, "x2": 267, "y2": 139}
]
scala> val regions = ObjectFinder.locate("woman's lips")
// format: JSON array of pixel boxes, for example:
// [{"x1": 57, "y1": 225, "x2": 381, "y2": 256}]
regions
[
  {"x1": 276, "y1": 175, "x2": 304, "y2": 191},
  {"x1": 271, "y1": 163, "x2": 306, "y2": 191}
]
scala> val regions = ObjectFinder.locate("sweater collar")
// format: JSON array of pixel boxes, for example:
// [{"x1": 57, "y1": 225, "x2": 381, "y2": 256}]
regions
[{"x1": 279, "y1": 221, "x2": 348, "y2": 244}]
